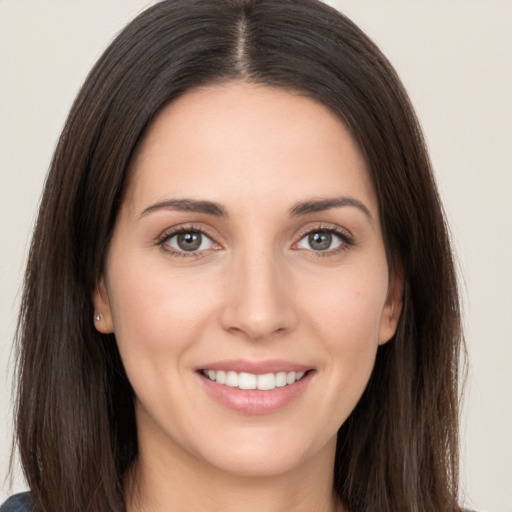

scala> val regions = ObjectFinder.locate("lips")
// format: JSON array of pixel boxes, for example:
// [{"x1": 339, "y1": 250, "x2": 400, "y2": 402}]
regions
[{"x1": 197, "y1": 359, "x2": 314, "y2": 414}]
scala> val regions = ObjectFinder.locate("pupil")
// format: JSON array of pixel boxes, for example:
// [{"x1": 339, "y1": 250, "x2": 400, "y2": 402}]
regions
[
  {"x1": 309, "y1": 231, "x2": 331, "y2": 251},
  {"x1": 177, "y1": 232, "x2": 202, "y2": 251}
]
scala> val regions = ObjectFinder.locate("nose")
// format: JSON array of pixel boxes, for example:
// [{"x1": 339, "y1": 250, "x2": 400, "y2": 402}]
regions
[{"x1": 219, "y1": 248, "x2": 299, "y2": 341}]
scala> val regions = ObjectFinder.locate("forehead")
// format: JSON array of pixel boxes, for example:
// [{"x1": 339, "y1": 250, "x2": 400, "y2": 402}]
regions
[{"x1": 125, "y1": 81, "x2": 376, "y2": 214}]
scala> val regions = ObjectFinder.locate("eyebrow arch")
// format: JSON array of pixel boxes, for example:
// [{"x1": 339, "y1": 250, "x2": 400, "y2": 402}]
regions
[
  {"x1": 139, "y1": 199, "x2": 228, "y2": 219},
  {"x1": 289, "y1": 196, "x2": 372, "y2": 220}
]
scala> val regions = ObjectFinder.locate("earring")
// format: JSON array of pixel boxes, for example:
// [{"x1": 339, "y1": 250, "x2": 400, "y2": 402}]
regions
[{"x1": 95, "y1": 313, "x2": 102, "y2": 322}]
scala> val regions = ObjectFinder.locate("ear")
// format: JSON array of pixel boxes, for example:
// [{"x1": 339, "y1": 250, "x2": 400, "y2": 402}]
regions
[
  {"x1": 92, "y1": 276, "x2": 115, "y2": 334},
  {"x1": 378, "y1": 264, "x2": 404, "y2": 345}
]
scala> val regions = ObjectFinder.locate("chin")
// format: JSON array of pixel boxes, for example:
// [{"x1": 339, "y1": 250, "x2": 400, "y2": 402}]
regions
[
  {"x1": 191, "y1": 428, "x2": 335, "y2": 479},
  {"x1": 205, "y1": 450, "x2": 310, "y2": 478}
]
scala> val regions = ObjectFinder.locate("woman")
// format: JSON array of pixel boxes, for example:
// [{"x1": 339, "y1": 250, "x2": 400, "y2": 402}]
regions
[{"x1": 2, "y1": 0, "x2": 465, "y2": 511}]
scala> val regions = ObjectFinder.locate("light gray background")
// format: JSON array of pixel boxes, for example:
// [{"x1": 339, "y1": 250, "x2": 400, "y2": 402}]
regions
[{"x1": 1, "y1": 1, "x2": 511, "y2": 510}]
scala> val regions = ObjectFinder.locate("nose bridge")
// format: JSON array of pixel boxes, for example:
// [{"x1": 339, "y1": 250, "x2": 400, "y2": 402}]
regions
[{"x1": 220, "y1": 242, "x2": 297, "y2": 340}]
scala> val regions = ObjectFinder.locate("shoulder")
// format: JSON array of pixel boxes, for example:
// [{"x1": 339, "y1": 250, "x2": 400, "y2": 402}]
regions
[{"x1": 0, "y1": 493, "x2": 32, "y2": 512}]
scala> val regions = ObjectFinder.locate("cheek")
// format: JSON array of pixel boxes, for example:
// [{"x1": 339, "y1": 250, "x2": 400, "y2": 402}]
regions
[
  {"x1": 106, "y1": 259, "x2": 220, "y2": 366},
  {"x1": 319, "y1": 291, "x2": 383, "y2": 381},
  {"x1": 301, "y1": 260, "x2": 389, "y2": 345},
  {"x1": 298, "y1": 262, "x2": 389, "y2": 405}
]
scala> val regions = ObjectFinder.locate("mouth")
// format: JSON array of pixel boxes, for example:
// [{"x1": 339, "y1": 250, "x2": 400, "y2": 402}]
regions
[
  {"x1": 200, "y1": 369, "x2": 307, "y2": 391},
  {"x1": 196, "y1": 361, "x2": 314, "y2": 414}
]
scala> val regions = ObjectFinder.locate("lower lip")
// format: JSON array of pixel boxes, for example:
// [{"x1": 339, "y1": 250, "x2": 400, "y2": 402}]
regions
[{"x1": 199, "y1": 371, "x2": 313, "y2": 415}]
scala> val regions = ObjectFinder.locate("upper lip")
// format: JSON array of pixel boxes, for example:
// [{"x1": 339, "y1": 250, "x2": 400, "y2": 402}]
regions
[{"x1": 197, "y1": 359, "x2": 313, "y2": 374}]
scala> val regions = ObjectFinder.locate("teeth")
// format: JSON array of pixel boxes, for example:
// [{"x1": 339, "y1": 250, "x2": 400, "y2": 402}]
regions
[
  {"x1": 226, "y1": 371, "x2": 238, "y2": 387},
  {"x1": 257, "y1": 373, "x2": 275, "y2": 390},
  {"x1": 202, "y1": 369, "x2": 307, "y2": 390},
  {"x1": 239, "y1": 372, "x2": 256, "y2": 390},
  {"x1": 275, "y1": 371, "x2": 287, "y2": 387}
]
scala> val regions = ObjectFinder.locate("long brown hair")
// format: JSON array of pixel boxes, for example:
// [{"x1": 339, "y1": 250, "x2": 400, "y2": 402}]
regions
[{"x1": 14, "y1": 1, "x2": 464, "y2": 510}]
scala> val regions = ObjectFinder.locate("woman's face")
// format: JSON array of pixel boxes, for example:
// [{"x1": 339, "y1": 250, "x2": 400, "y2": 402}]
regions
[{"x1": 94, "y1": 82, "x2": 401, "y2": 479}]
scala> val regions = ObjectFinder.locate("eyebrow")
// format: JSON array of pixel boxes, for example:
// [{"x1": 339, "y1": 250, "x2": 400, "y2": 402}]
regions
[
  {"x1": 289, "y1": 196, "x2": 372, "y2": 220},
  {"x1": 138, "y1": 196, "x2": 372, "y2": 221},
  {"x1": 139, "y1": 199, "x2": 228, "y2": 219}
]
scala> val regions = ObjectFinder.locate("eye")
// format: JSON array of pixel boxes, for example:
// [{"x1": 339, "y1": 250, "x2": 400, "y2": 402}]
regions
[
  {"x1": 295, "y1": 229, "x2": 350, "y2": 252},
  {"x1": 163, "y1": 229, "x2": 217, "y2": 253}
]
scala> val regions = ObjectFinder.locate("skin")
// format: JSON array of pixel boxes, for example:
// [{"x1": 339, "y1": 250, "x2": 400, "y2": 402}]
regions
[{"x1": 93, "y1": 82, "x2": 402, "y2": 512}]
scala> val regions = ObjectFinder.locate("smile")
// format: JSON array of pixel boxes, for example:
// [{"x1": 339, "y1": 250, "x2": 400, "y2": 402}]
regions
[{"x1": 201, "y1": 369, "x2": 306, "y2": 390}]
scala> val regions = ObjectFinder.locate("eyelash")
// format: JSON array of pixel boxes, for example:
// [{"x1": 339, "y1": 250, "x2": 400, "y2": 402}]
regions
[
  {"x1": 156, "y1": 224, "x2": 218, "y2": 259},
  {"x1": 293, "y1": 224, "x2": 354, "y2": 257},
  {"x1": 156, "y1": 224, "x2": 354, "y2": 259}
]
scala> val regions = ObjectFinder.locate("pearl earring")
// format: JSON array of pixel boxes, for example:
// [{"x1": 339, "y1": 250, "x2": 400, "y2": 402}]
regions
[{"x1": 95, "y1": 313, "x2": 102, "y2": 322}]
